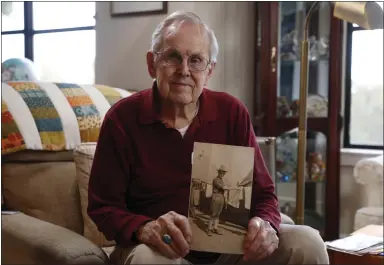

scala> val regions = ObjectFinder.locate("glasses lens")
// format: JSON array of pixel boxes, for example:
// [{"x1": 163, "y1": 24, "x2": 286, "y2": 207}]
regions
[
  {"x1": 189, "y1": 56, "x2": 208, "y2": 71},
  {"x1": 160, "y1": 50, "x2": 181, "y2": 66}
]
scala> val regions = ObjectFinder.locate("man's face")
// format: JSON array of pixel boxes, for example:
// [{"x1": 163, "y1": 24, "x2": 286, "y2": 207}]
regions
[
  {"x1": 146, "y1": 21, "x2": 216, "y2": 105},
  {"x1": 218, "y1": 171, "x2": 226, "y2": 178}
]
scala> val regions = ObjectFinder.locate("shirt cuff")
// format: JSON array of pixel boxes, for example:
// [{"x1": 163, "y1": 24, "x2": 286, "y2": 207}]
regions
[{"x1": 118, "y1": 215, "x2": 153, "y2": 245}]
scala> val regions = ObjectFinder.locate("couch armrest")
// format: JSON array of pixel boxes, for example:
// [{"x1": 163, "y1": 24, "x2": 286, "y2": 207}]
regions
[
  {"x1": 353, "y1": 155, "x2": 383, "y2": 186},
  {"x1": 2, "y1": 212, "x2": 110, "y2": 264}
]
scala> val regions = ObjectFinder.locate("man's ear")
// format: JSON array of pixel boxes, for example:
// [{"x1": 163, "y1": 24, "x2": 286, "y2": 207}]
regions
[
  {"x1": 204, "y1": 62, "x2": 216, "y2": 86},
  {"x1": 146, "y1": 51, "x2": 156, "y2": 79}
]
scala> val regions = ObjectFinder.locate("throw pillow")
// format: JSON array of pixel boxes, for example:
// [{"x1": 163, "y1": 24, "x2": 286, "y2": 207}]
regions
[{"x1": 73, "y1": 142, "x2": 116, "y2": 247}]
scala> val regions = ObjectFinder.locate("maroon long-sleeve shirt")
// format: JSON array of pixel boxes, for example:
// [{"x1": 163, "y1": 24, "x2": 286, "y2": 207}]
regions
[{"x1": 87, "y1": 84, "x2": 281, "y2": 247}]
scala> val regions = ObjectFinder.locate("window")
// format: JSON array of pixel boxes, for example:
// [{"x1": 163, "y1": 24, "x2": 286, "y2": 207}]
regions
[
  {"x1": 344, "y1": 2, "x2": 384, "y2": 150},
  {"x1": 1, "y1": 2, "x2": 96, "y2": 84}
]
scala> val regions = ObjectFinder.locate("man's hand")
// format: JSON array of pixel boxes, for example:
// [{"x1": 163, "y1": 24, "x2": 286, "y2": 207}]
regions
[
  {"x1": 137, "y1": 211, "x2": 192, "y2": 259},
  {"x1": 243, "y1": 217, "x2": 279, "y2": 261}
]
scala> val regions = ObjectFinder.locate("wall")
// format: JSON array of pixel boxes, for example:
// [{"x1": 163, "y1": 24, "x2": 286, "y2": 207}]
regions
[{"x1": 95, "y1": 1, "x2": 256, "y2": 116}]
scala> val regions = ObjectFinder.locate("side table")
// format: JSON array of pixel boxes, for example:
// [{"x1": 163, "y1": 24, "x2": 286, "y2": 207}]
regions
[
  {"x1": 327, "y1": 225, "x2": 383, "y2": 265},
  {"x1": 328, "y1": 248, "x2": 383, "y2": 265}
]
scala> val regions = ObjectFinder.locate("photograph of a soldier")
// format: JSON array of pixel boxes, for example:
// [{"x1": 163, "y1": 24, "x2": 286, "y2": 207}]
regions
[{"x1": 188, "y1": 142, "x2": 255, "y2": 254}]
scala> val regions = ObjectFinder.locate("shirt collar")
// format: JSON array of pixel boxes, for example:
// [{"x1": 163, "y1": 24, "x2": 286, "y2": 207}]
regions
[{"x1": 139, "y1": 81, "x2": 218, "y2": 125}]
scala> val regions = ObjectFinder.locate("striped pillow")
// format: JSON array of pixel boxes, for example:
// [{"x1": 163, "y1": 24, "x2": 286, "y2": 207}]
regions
[{"x1": 1, "y1": 81, "x2": 133, "y2": 155}]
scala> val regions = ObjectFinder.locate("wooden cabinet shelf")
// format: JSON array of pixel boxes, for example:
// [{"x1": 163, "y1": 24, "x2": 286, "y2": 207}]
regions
[
  {"x1": 277, "y1": 179, "x2": 325, "y2": 184},
  {"x1": 254, "y1": 116, "x2": 344, "y2": 137},
  {"x1": 276, "y1": 117, "x2": 328, "y2": 135}
]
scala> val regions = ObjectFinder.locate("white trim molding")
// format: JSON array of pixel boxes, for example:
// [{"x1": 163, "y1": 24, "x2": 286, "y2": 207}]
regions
[{"x1": 341, "y1": 148, "x2": 384, "y2": 167}]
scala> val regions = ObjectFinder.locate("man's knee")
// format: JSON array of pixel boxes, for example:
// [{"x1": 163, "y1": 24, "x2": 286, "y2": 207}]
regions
[
  {"x1": 111, "y1": 244, "x2": 184, "y2": 265},
  {"x1": 278, "y1": 224, "x2": 329, "y2": 264}
]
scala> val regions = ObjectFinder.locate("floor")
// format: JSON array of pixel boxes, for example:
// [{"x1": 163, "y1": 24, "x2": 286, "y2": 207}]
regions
[{"x1": 188, "y1": 210, "x2": 246, "y2": 254}]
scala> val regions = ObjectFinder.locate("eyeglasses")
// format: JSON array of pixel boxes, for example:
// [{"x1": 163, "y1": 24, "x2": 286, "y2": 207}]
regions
[{"x1": 154, "y1": 49, "x2": 210, "y2": 72}]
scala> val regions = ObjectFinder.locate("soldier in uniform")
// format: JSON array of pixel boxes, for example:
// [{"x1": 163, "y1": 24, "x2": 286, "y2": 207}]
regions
[{"x1": 207, "y1": 165, "x2": 229, "y2": 236}]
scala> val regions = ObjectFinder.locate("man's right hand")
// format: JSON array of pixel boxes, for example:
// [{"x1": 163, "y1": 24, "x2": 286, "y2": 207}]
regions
[{"x1": 136, "y1": 211, "x2": 192, "y2": 259}]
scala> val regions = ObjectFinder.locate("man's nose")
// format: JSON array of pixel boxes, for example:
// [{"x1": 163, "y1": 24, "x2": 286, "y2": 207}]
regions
[{"x1": 178, "y1": 58, "x2": 190, "y2": 76}]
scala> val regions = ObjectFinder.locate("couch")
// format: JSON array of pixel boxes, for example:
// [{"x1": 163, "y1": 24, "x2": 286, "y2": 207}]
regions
[{"x1": 1, "y1": 81, "x2": 294, "y2": 264}]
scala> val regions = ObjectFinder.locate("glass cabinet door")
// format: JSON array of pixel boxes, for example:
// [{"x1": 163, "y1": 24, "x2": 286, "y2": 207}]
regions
[
  {"x1": 275, "y1": 2, "x2": 331, "y2": 237},
  {"x1": 277, "y1": 1, "x2": 330, "y2": 112}
]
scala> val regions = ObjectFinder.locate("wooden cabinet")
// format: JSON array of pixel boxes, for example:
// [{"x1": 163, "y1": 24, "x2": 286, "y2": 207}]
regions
[{"x1": 253, "y1": 2, "x2": 343, "y2": 241}]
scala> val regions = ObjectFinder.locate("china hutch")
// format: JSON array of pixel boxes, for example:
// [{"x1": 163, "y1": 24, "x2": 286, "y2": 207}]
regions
[{"x1": 253, "y1": 2, "x2": 343, "y2": 241}]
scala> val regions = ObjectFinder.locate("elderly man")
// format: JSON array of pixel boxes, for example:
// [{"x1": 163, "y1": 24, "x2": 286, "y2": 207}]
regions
[{"x1": 87, "y1": 10, "x2": 329, "y2": 265}]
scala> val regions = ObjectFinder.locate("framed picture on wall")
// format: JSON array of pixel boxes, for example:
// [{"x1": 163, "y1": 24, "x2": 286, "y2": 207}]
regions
[{"x1": 110, "y1": 1, "x2": 168, "y2": 17}]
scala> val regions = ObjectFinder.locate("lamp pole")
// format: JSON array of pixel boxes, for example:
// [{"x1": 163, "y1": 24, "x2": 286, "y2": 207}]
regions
[{"x1": 295, "y1": 1, "x2": 320, "y2": 225}]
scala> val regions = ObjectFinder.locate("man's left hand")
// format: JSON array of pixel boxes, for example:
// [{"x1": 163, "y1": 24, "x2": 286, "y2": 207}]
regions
[{"x1": 243, "y1": 217, "x2": 279, "y2": 261}]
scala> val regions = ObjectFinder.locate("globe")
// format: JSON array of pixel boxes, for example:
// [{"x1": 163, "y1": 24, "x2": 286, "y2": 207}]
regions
[{"x1": 2, "y1": 58, "x2": 39, "y2": 82}]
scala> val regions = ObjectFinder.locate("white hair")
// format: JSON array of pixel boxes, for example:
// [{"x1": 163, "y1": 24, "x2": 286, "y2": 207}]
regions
[{"x1": 150, "y1": 11, "x2": 219, "y2": 63}]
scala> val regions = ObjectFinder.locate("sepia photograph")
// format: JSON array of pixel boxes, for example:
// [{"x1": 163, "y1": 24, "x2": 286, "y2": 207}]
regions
[{"x1": 188, "y1": 142, "x2": 255, "y2": 254}]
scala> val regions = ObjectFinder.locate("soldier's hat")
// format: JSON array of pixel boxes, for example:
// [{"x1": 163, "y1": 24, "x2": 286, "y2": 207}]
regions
[{"x1": 217, "y1": 165, "x2": 228, "y2": 173}]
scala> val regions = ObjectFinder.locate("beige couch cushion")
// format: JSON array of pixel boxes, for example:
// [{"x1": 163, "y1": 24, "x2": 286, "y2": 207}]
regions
[
  {"x1": 73, "y1": 143, "x2": 115, "y2": 247},
  {"x1": 2, "y1": 150, "x2": 74, "y2": 162},
  {"x1": 2, "y1": 161, "x2": 84, "y2": 234}
]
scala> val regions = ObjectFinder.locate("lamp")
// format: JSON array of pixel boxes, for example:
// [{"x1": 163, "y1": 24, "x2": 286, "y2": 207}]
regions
[{"x1": 295, "y1": 1, "x2": 383, "y2": 225}]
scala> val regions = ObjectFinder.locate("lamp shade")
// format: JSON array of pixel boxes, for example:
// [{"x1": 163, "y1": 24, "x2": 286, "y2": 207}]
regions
[{"x1": 333, "y1": 2, "x2": 384, "y2": 30}]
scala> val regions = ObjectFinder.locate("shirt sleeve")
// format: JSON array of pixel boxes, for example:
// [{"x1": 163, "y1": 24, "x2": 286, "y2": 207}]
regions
[
  {"x1": 87, "y1": 115, "x2": 152, "y2": 246},
  {"x1": 231, "y1": 100, "x2": 281, "y2": 232}
]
